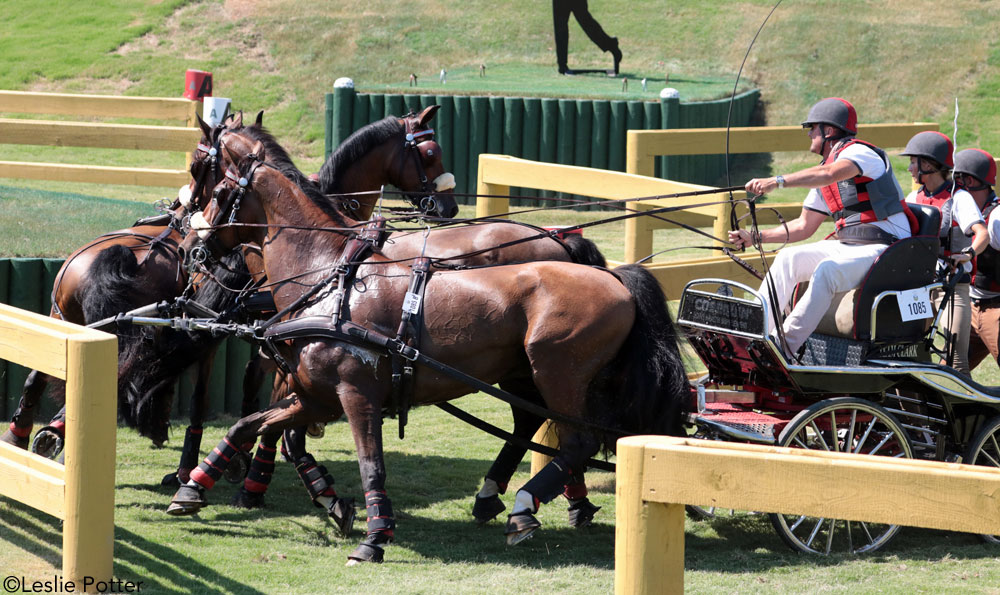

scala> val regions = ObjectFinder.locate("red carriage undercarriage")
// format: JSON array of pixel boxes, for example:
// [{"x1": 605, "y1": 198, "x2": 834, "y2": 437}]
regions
[{"x1": 678, "y1": 205, "x2": 1000, "y2": 553}]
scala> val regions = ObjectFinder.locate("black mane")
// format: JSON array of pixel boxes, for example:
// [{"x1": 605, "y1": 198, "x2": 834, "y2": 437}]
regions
[{"x1": 317, "y1": 116, "x2": 403, "y2": 195}]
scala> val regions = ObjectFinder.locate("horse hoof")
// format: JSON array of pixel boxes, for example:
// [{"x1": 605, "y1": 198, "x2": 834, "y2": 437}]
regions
[
  {"x1": 30, "y1": 428, "x2": 64, "y2": 460},
  {"x1": 567, "y1": 498, "x2": 601, "y2": 528},
  {"x1": 231, "y1": 488, "x2": 266, "y2": 510},
  {"x1": 223, "y1": 451, "x2": 251, "y2": 484},
  {"x1": 504, "y1": 512, "x2": 541, "y2": 546},
  {"x1": 161, "y1": 472, "x2": 181, "y2": 488},
  {"x1": 329, "y1": 497, "x2": 356, "y2": 537},
  {"x1": 166, "y1": 485, "x2": 207, "y2": 516},
  {"x1": 472, "y1": 494, "x2": 505, "y2": 525},
  {"x1": 346, "y1": 542, "x2": 384, "y2": 565},
  {"x1": 0, "y1": 429, "x2": 29, "y2": 450}
]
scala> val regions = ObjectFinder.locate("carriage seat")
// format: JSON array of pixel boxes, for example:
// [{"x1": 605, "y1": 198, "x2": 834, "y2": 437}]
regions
[{"x1": 810, "y1": 202, "x2": 941, "y2": 343}]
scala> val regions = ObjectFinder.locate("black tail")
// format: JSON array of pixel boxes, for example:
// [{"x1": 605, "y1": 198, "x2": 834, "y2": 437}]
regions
[
  {"x1": 561, "y1": 234, "x2": 607, "y2": 267},
  {"x1": 77, "y1": 245, "x2": 149, "y2": 431},
  {"x1": 590, "y1": 264, "x2": 689, "y2": 448},
  {"x1": 120, "y1": 250, "x2": 252, "y2": 442}
]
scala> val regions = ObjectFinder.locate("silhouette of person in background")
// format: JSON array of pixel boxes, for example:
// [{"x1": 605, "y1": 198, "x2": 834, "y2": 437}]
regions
[{"x1": 553, "y1": 0, "x2": 622, "y2": 75}]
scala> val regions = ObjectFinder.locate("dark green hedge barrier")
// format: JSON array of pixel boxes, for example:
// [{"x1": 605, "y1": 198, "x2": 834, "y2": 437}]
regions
[{"x1": 326, "y1": 84, "x2": 760, "y2": 207}]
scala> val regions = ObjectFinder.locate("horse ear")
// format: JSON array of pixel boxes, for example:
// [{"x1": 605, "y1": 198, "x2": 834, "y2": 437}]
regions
[
  {"x1": 416, "y1": 104, "x2": 441, "y2": 127},
  {"x1": 251, "y1": 140, "x2": 266, "y2": 163},
  {"x1": 230, "y1": 110, "x2": 244, "y2": 129},
  {"x1": 255, "y1": 110, "x2": 264, "y2": 127},
  {"x1": 196, "y1": 113, "x2": 213, "y2": 138}
]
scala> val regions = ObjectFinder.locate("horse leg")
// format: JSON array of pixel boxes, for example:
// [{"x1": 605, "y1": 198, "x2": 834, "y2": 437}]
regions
[
  {"x1": 505, "y1": 426, "x2": 600, "y2": 545},
  {"x1": 1, "y1": 370, "x2": 55, "y2": 449},
  {"x1": 473, "y1": 381, "x2": 546, "y2": 524},
  {"x1": 340, "y1": 387, "x2": 394, "y2": 565},
  {"x1": 285, "y1": 426, "x2": 356, "y2": 536},
  {"x1": 31, "y1": 405, "x2": 67, "y2": 459},
  {"x1": 564, "y1": 471, "x2": 600, "y2": 528},
  {"x1": 240, "y1": 353, "x2": 271, "y2": 418},
  {"x1": 230, "y1": 430, "x2": 280, "y2": 509}
]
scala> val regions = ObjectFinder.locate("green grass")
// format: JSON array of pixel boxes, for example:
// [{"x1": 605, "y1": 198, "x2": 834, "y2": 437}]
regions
[{"x1": 4, "y1": 399, "x2": 1000, "y2": 594}]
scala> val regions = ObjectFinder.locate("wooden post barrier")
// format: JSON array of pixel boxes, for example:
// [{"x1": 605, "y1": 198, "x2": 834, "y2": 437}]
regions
[
  {"x1": 615, "y1": 436, "x2": 1000, "y2": 595},
  {"x1": 0, "y1": 90, "x2": 200, "y2": 187},
  {"x1": 0, "y1": 303, "x2": 117, "y2": 588}
]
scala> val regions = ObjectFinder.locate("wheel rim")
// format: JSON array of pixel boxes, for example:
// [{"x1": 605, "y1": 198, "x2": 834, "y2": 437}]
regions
[
  {"x1": 963, "y1": 416, "x2": 1000, "y2": 544},
  {"x1": 771, "y1": 398, "x2": 912, "y2": 555}
]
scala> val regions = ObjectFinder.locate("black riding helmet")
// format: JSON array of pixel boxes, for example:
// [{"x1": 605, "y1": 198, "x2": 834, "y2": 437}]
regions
[
  {"x1": 801, "y1": 97, "x2": 858, "y2": 141},
  {"x1": 954, "y1": 148, "x2": 997, "y2": 190}
]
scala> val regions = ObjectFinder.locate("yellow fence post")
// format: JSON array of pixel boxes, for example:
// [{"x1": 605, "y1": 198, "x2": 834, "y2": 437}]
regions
[
  {"x1": 615, "y1": 437, "x2": 684, "y2": 595},
  {"x1": 476, "y1": 154, "x2": 511, "y2": 218},
  {"x1": 529, "y1": 421, "x2": 557, "y2": 475},
  {"x1": 62, "y1": 331, "x2": 117, "y2": 588}
]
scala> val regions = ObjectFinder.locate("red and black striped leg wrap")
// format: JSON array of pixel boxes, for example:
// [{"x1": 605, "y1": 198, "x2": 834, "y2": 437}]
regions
[
  {"x1": 177, "y1": 427, "x2": 204, "y2": 482},
  {"x1": 243, "y1": 441, "x2": 278, "y2": 495},
  {"x1": 294, "y1": 454, "x2": 338, "y2": 505},
  {"x1": 364, "y1": 490, "x2": 395, "y2": 544},
  {"x1": 189, "y1": 436, "x2": 239, "y2": 490},
  {"x1": 563, "y1": 471, "x2": 588, "y2": 500},
  {"x1": 8, "y1": 421, "x2": 31, "y2": 440}
]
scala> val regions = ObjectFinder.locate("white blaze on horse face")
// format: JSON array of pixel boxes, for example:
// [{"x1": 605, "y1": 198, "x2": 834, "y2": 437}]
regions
[
  {"x1": 178, "y1": 184, "x2": 194, "y2": 208},
  {"x1": 189, "y1": 211, "x2": 212, "y2": 240},
  {"x1": 433, "y1": 172, "x2": 456, "y2": 192}
]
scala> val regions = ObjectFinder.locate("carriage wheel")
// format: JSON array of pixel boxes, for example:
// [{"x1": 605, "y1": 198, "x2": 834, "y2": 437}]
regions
[
  {"x1": 769, "y1": 397, "x2": 913, "y2": 555},
  {"x1": 963, "y1": 415, "x2": 1000, "y2": 545}
]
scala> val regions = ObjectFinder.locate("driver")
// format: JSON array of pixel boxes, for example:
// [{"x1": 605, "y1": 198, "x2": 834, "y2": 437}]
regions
[{"x1": 730, "y1": 98, "x2": 910, "y2": 360}]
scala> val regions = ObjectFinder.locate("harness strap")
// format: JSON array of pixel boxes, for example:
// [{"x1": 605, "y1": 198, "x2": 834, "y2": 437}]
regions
[{"x1": 390, "y1": 257, "x2": 432, "y2": 439}]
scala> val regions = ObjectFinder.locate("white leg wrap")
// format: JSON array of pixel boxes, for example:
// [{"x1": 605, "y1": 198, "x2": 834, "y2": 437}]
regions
[
  {"x1": 512, "y1": 489, "x2": 538, "y2": 515},
  {"x1": 478, "y1": 478, "x2": 500, "y2": 498}
]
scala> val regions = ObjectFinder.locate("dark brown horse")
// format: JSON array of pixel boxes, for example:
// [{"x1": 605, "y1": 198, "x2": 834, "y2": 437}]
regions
[
  {"x1": 169, "y1": 144, "x2": 687, "y2": 563},
  {"x1": 0, "y1": 111, "x2": 252, "y2": 454}
]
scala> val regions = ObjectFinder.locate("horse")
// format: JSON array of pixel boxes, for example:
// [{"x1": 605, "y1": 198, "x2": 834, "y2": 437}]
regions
[
  {"x1": 124, "y1": 105, "x2": 458, "y2": 486},
  {"x1": 0, "y1": 110, "x2": 252, "y2": 455},
  {"x1": 168, "y1": 142, "x2": 688, "y2": 564},
  {"x1": 201, "y1": 124, "x2": 609, "y2": 530}
]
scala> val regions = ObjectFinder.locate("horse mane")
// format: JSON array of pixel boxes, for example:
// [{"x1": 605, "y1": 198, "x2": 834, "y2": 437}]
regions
[
  {"x1": 238, "y1": 123, "x2": 343, "y2": 222},
  {"x1": 317, "y1": 116, "x2": 403, "y2": 195}
]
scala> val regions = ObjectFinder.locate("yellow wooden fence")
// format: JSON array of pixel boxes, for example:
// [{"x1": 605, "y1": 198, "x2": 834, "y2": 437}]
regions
[
  {"x1": 623, "y1": 122, "x2": 940, "y2": 262},
  {"x1": 0, "y1": 303, "x2": 117, "y2": 586},
  {"x1": 0, "y1": 90, "x2": 201, "y2": 187},
  {"x1": 615, "y1": 436, "x2": 1000, "y2": 595}
]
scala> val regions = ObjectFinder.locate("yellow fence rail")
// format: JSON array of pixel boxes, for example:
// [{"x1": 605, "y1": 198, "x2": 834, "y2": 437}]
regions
[
  {"x1": 0, "y1": 303, "x2": 117, "y2": 586},
  {"x1": 0, "y1": 90, "x2": 200, "y2": 187},
  {"x1": 615, "y1": 436, "x2": 1000, "y2": 594}
]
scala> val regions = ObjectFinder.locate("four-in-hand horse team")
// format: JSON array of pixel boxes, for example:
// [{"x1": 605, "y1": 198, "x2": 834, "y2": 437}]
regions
[{"x1": 6, "y1": 93, "x2": 1000, "y2": 564}]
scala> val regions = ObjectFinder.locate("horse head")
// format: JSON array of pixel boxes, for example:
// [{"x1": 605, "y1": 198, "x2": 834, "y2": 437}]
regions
[
  {"x1": 395, "y1": 105, "x2": 458, "y2": 218},
  {"x1": 177, "y1": 111, "x2": 250, "y2": 218}
]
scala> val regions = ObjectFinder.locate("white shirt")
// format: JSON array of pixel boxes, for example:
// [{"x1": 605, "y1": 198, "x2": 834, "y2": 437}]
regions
[{"x1": 803, "y1": 142, "x2": 912, "y2": 239}]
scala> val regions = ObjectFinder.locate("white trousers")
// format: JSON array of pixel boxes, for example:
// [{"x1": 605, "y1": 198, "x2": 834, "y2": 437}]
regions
[{"x1": 760, "y1": 240, "x2": 888, "y2": 354}]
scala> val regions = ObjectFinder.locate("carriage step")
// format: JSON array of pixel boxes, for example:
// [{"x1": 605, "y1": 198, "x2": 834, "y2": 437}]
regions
[{"x1": 692, "y1": 405, "x2": 781, "y2": 444}]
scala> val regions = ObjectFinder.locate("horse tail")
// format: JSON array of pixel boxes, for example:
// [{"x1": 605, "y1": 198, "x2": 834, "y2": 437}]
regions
[
  {"x1": 77, "y1": 245, "x2": 149, "y2": 429},
  {"x1": 124, "y1": 250, "x2": 252, "y2": 442},
  {"x1": 593, "y1": 264, "x2": 689, "y2": 445},
  {"x1": 561, "y1": 234, "x2": 607, "y2": 268}
]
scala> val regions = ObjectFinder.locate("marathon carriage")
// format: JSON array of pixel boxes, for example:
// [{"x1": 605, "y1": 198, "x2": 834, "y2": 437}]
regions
[{"x1": 678, "y1": 202, "x2": 1000, "y2": 554}]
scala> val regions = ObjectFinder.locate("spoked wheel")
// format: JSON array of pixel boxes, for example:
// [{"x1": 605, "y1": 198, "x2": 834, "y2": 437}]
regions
[
  {"x1": 963, "y1": 415, "x2": 1000, "y2": 545},
  {"x1": 770, "y1": 397, "x2": 913, "y2": 555}
]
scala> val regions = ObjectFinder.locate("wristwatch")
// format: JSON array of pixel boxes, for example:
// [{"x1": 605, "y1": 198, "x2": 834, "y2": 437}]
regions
[{"x1": 776, "y1": 175, "x2": 785, "y2": 189}]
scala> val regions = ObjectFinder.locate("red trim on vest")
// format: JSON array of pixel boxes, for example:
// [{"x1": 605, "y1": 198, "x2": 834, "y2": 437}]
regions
[{"x1": 821, "y1": 139, "x2": 880, "y2": 229}]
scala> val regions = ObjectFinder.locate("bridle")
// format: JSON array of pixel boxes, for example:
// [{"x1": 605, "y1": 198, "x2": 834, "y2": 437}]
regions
[
  {"x1": 182, "y1": 124, "x2": 235, "y2": 223},
  {"x1": 400, "y1": 118, "x2": 452, "y2": 215},
  {"x1": 187, "y1": 155, "x2": 266, "y2": 269}
]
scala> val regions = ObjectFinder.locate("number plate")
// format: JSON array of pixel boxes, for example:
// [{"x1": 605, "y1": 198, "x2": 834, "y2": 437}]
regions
[
  {"x1": 897, "y1": 287, "x2": 933, "y2": 322},
  {"x1": 402, "y1": 291, "x2": 422, "y2": 315}
]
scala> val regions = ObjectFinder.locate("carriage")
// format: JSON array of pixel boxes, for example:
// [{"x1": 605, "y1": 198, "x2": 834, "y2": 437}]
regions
[{"x1": 677, "y1": 202, "x2": 1000, "y2": 554}]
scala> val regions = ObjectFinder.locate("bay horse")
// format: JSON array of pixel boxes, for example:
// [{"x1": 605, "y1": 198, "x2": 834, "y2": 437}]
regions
[
  {"x1": 0, "y1": 111, "x2": 252, "y2": 454},
  {"x1": 169, "y1": 143, "x2": 688, "y2": 563},
  {"x1": 125, "y1": 105, "x2": 458, "y2": 486},
  {"x1": 210, "y1": 123, "x2": 608, "y2": 530}
]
